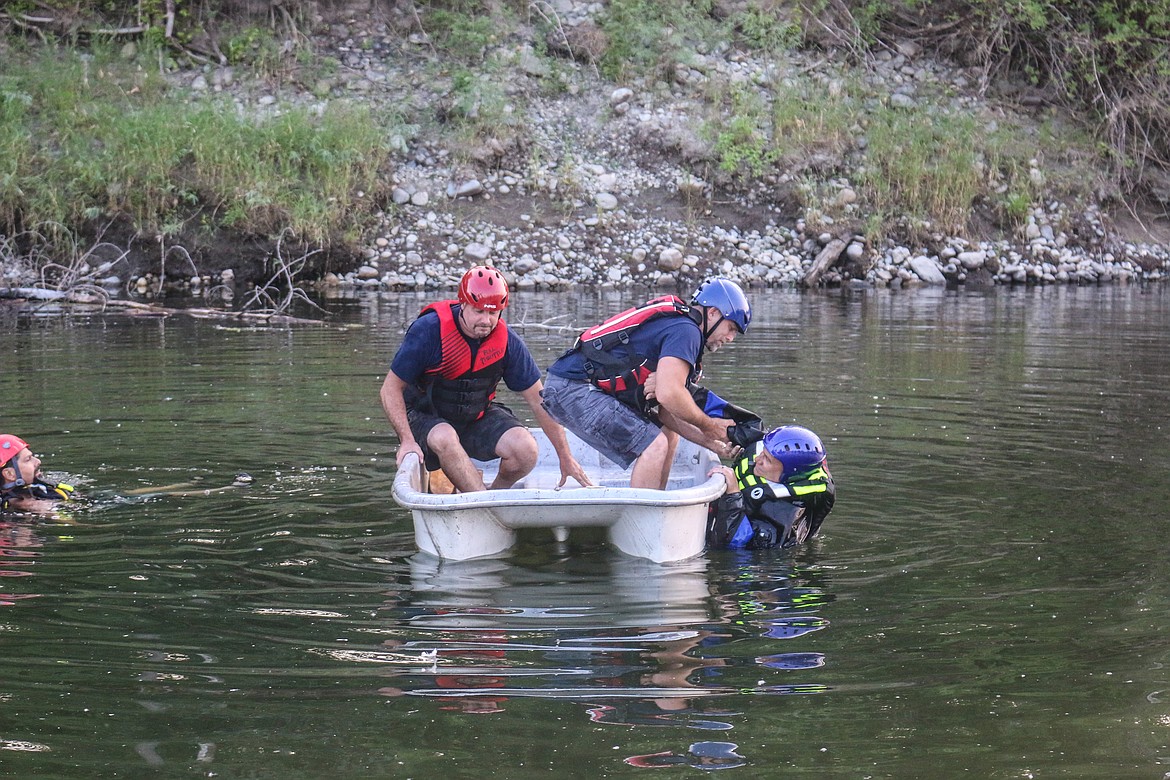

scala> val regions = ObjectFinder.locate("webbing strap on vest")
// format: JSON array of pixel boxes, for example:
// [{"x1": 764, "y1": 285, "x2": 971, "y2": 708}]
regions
[{"x1": 734, "y1": 456, "x2": 829, "y2": 497}]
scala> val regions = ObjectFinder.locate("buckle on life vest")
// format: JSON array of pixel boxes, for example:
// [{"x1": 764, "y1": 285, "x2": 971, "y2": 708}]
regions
[{"x1": 594, "y1": 363, "x2": 651, "y2": 395}]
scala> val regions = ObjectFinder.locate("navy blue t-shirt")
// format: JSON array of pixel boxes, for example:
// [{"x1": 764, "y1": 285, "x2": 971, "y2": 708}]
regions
[
  {"x1": 548, "y1": 314, "x2": 703, "y2": 380},
  {"x1": 390, "y1": 307, "x2": 541, "y2": 404}
]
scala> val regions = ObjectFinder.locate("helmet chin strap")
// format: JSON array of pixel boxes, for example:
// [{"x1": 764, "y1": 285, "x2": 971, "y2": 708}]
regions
[
  {"x1": 2, "y1": 451, "x2": 28, "y2": 491},
  {"x1": 456, "y1": 304, "x2": 483, "y2": 339},
  {"x1": 702, "y1": 307, "x2": 722, "y2": 349}
]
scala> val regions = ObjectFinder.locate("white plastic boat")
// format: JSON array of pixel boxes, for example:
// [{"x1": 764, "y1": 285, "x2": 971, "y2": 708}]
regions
[{"x1": 392, "y1": 428, "x2": 725, "y2": 563}]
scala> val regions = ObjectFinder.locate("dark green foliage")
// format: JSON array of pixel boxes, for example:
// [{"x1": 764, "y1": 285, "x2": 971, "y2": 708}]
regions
[{"x1": 845, "y1": 0, "x2": 1170, "y2": 193}]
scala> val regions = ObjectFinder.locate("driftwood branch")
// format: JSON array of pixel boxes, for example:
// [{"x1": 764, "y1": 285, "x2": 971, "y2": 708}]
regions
[
  {"x1": 802, "y1": 236, "x2": 848, "y2": 287},
  {"x1": 0, "y1": 287, "x2": 352, "y2": 327}
]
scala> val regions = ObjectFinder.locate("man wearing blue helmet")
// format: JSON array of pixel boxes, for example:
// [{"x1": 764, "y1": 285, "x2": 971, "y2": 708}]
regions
[
  {"x1": 542, "y1": 278, "x2": 752, "y2": 489},
  {"x1": 707, "y1": 425, "x2": 835, "y2": 550}
]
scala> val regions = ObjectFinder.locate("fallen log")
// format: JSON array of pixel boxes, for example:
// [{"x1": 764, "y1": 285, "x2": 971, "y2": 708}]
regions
[
  {"x1": 1, "y1": 287, "x2": 351, "y2": 327},
  {"x1": 801, "y1": 237, "x2": 848, "y2": 287}
]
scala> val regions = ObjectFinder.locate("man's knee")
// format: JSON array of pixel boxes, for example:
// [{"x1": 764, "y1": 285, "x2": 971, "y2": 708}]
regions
[
  {"x1": 426, "y1": 424, "x2": 464, "y2": 457},
  {"x1": 495, "y1": 427, "x2": 538, "y2": 467}
]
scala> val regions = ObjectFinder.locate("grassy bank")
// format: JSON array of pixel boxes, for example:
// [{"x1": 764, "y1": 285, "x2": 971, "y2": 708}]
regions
[
  {"x1": 0, "y1": 0, "x2": 1154, "y2": 291},
  {"x1": 0, "y1": 42, "x2": 398, "y2": 269}
]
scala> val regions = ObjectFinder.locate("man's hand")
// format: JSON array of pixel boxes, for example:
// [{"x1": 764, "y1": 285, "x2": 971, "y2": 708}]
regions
[
  {"x1": 709, "y1": 418, "x2": 743, "y2": 461},
  {"x1": 557, "y1": 455, "x2": 594, "y2": 489},
  {"x1": 396, "y1": 441, "x2": 424, "y2": 467},
  {"x1": 709, "y1": 464, "x2": 737, "y2": 493},
  {"x1": 643, "y1": 371, "x2": 658, "y2": 401},
  {"x1": 520, "y1": 380, "x2": 594, "y2": 489}
]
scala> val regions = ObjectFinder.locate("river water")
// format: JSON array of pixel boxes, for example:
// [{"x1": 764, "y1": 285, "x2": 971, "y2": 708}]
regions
[{"x1": 2, "y1": 285, "x2": 1169, "y2": 778}]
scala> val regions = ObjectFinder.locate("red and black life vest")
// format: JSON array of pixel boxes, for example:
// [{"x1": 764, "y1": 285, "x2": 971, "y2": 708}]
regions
[
  {"x1": 418, "y1": 300, "x2": 509, "y2": 424},
  {"x1": 573, "y1": 295, "x2": 704, "y2": 414}
]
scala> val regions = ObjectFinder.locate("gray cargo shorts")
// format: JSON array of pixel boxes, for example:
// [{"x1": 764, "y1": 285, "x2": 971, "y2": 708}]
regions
[{"x1": 541, "y1": 373, "x2": 660, "y2": 469}]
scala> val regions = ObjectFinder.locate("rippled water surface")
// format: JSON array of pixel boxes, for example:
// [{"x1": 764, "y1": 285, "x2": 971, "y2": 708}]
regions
[{"x1": 3, "y1": 285, "x2": 1169, "y2": 778}]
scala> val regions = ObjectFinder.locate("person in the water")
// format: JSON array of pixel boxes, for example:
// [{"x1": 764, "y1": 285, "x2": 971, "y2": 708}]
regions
[
  {"x1": 0, "y1": 434, "x2": 75, "y2": 514},
  {"x1": 1, "y1": 432, "x2": 254, "y2": 514},
  {"x1": 706, "y1": 424, "x2": 836, "y2": 550}
]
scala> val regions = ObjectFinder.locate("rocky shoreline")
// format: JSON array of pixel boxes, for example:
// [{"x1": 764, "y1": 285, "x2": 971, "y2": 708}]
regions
[
  {"x1": 8, "y1": 3, "x2": 1170, "y2": 301},
  {"x1": 331, "y1": 166, "x2": 1168, "y2": 294}
]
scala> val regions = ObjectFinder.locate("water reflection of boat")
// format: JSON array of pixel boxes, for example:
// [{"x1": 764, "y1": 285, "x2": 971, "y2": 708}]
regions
[
  {"x1": 371, "y1": 555, "x2": 832, "y2": 720},
  {"x1": 403, "y1": 553, "x2": 716, "y2": 629},
  {"x1": 392, "y1": 428, "x2": 725, "y2": 562}
]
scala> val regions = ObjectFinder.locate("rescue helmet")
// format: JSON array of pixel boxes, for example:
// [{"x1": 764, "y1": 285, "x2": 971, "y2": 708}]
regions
[
  {"x1": 762, "y1": 425, "x2": 826, "y2": 481},
  {"x1": 691, "y1": 277, "x2": 751, "y2": 333},
  {"x1": 0, "y1": 435, "x2": 29, "y2": 469},
  {"x1": 458, "y1": 266, "x2": 509, "y2": 311}
]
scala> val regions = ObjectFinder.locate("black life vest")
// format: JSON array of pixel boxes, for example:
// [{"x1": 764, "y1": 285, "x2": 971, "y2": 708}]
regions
[
  {"x1": 733, "y1": 444, "x2": 835, "y2": 546},
  {"x1": 1, "y1": 479, "x2": 74, "y2": 511},
  {"x1": 418, "y1": 301, "x2": 509, "y2": 424},
  {"x1": 572, "y1": 295, "x2": 704, "y2": 414}
]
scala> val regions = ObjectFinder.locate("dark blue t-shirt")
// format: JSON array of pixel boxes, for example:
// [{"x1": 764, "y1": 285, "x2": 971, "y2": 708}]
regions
[
  {"x1": 547, "y1": 314, "x2": 703, "y2": 380},
  {"x1": 390, "y1": 308, "x2": 541, "y2": 401}
]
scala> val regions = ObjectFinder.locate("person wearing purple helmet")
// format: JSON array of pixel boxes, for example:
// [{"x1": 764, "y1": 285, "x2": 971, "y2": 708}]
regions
[
  {"x1": 707, "y1": 425, "x2": 835, "y2": 550},
  {"x1": 542, "y1": 277, "x2": 752, "y2": 489}
]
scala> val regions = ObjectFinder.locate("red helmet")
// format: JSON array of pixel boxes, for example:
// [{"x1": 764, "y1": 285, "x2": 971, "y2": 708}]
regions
[
  {"x1": 0, "y1": 434, "x2": 29, "y2": 468},
  {"x1": 458, "y1": 266, "x2": 509, "y2": 311}
]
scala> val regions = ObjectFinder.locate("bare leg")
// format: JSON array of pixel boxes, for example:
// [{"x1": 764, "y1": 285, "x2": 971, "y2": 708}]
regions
[
  {"x1": 490, "y1": 427, "x2": 539, "y2": 489},
  {"x1": 426, "y1": 424, "x2": 488, "y2": 492},
  {"x1": 657, "y1": 428, "x2": 680, "y2": 489},
  {"x1": 631, "y1": 431, "x2": 673, "y2": 489}
]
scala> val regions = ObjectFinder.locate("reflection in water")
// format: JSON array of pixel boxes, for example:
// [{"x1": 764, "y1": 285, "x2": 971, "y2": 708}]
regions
[
  {"x1": 366, "y1": 552, "x2": 834, "y2": 726},
  {"x1": 0, "y1": 519, "x2": 43, "y2": 604},
  {"x1": 0, "y1": 517, "x2": 78, "y2": 605},
  {"x1": 624, "y1": 741, "x2": 747, "y2": 770}
]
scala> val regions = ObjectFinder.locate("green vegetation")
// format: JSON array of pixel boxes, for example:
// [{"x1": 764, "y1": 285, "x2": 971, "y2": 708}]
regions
[
  {"x1": 847, "y1": 0, "x2": 1170, "y2": 194},
  {"x1": 0, "y1": 44, "x2": 396, "y2": 254},
  {"x1": 1, "y1": 0, "x2": 1166, "y2": 279},
  {"x1": 857, "y1": 108, "x2": 986, "y2": 239}
]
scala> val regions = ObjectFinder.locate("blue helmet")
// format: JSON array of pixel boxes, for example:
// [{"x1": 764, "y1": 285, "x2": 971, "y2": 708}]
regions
[
  {"x1": 762, "y1": 425, "x2": 826, "y2": 481},
  {"x1": 691, "y1": 278, "x2": 751, "y2": 333}
]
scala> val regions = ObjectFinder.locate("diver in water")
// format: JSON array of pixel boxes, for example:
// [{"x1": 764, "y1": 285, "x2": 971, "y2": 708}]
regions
[
  {"x1": 706, "y1": 424, "x2": 836, "y2": 550},
  {"x1": 1, "y1": 433, "x2": 253, "y2": 514},
  {"x1": 1, "y1": 434, "x2": 75, "y2": 513}
]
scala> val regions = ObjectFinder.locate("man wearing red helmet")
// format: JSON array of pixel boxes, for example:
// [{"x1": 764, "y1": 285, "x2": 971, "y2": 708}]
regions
[
  {"x1": 1, "y1": 434, "x2": 75, "y2": 513},
  {"x1": 380, "y1": 266, "x2": 591, "y2": 493}
]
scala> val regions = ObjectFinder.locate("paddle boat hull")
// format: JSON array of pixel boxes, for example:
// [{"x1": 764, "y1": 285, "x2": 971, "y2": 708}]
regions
[{"x1": 391, "y1": 429, "x2": 725, "y2": 563}]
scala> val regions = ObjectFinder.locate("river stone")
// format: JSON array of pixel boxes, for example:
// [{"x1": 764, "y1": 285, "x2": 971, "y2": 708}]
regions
[
  {"x1": 595, "y1": 192, "x2": 619, "y2": 210},
  {"x1": 908, "y1": 255, "x2": 946, "y2": 284},
  {"x1": 448, "y1": 179, "x2": 484, "y2": 199},
  {"x1": 611, "y1": 88, "x2": 634, "y2": 106},
  {"x1": 658, "y1": 248, "x2": 684, "y2": 271},
  {"x1": 513, "y1": 257, "x2": 539, "y2": 275},
  {"x1": 464, "y1": 242, "x2": 491, "y2": 262},
  {"x1": 958, "y1": 250, "x2": 986, "y2": 269}
]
